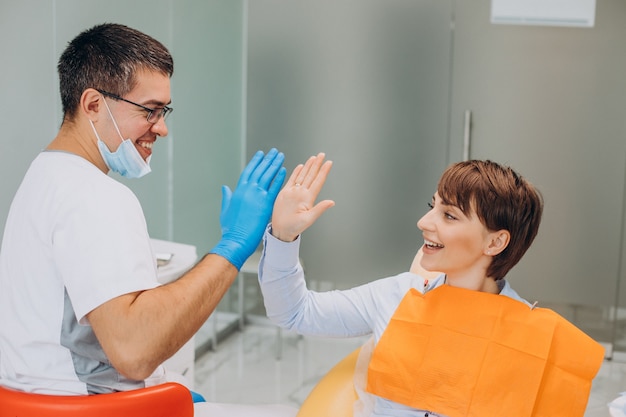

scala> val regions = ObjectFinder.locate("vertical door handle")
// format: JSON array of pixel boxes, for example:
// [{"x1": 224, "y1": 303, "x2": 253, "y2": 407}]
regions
[{"x1": 463, "y1": 110, "x2": 472, "y2": 161}]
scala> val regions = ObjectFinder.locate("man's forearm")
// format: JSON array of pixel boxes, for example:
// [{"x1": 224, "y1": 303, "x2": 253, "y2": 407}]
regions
[{"x1": 87, "y1": 253, "x2": 237, "y2": 380}]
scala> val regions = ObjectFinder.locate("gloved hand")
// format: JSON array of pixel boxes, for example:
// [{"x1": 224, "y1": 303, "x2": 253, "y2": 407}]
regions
[{"x1": 210, "y1": 148, "x2": 286, "y2": 269}]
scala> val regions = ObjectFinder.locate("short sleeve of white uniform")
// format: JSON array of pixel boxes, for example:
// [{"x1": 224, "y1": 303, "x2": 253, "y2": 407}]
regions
[{"x1": 52, "y1": 162, "x2": 159, "y2": 324}]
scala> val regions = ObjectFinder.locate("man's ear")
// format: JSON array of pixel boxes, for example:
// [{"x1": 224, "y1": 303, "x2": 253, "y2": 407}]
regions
[
  {"x1": 80, "y1": 88, "x2": 103, "y2": 121},
  {"x1": 486, "y1": 230, "x2": 510, "y2": 256}
]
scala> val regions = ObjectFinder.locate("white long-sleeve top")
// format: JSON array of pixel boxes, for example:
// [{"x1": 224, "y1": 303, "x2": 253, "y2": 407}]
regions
[{"x1": 258, "y1": 227, "x2": 531, "y2": 417}]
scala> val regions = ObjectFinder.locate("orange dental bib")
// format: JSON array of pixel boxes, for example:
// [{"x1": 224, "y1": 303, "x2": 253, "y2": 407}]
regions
[{"x1": 366, "y1": 285, "x2": 604, "y2": 417}]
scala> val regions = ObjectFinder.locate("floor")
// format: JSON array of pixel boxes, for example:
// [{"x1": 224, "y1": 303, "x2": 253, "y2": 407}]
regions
[
  {"x1": 194, "y1": 322, "x2": 368, "y2": 408},
  {"x1": 192, "y1": 321, "x2": 626, "y2": 416}
]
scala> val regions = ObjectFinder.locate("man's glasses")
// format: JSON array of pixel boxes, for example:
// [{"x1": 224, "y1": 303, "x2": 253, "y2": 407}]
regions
[{"x1": 97, "y1": 89, "x2": 173, "y2": 124}]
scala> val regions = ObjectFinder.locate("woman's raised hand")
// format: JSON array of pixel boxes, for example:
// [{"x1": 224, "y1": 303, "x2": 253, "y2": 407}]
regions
[{"x1": 270, "y1": 153, "x2": 335, "y2": 242}]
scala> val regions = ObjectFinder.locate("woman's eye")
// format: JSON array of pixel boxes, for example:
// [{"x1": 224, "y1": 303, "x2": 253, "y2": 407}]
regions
[
  {"x1": 427, "y1": 202, "x2": 434, "y2": 210},
  {"x1": 445, "y1": 212, "x2": 457, "y2": 220}
]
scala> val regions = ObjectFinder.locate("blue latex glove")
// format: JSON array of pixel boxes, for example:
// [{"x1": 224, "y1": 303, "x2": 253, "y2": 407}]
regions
[{"x1": 210, "y1": 149, "x2": 286, "y2": 269}]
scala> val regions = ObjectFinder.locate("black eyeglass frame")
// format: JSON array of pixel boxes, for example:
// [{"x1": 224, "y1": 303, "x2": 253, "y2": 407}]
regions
[{"x1": 96, "y1": 89, "x2": 173, "y2": 124}]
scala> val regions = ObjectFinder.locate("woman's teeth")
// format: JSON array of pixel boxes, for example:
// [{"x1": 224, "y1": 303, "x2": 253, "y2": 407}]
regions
[
  {"x1": 424, "y1": 239, "x2": 443, "y2": 248},
  {"x1": 138, "y1": 141, "x2": 153, "y2": 149}
]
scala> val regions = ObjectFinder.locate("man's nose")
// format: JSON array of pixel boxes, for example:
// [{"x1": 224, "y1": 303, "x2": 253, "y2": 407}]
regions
[{"x1": 151, "y1": 117, "x2": 169, "y2": 137}]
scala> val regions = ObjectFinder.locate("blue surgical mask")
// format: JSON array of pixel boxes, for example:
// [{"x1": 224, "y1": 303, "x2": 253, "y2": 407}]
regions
[{"x1": 89, "y1": 97, "x2": 152, "y2": 178}]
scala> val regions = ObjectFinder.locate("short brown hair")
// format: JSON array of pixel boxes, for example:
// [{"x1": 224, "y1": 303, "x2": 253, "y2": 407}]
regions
[
  {"x1": 58, "y1": 23, "x2": 174, "y2": 121},
  {"x1": 437, "y1": 160, "x2": 543, "y2": 280}
]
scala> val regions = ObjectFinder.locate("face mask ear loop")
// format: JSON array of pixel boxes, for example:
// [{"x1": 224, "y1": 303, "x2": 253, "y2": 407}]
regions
[
  {"x1": 101, "y1": 95, "x2": 126, "y2": 145},
  {"x1": 88, "y1": 119, "x2": 101, "y2": 142},
  {"x1": 89, "y1": 119, "x2": 112, "y2": 171}
]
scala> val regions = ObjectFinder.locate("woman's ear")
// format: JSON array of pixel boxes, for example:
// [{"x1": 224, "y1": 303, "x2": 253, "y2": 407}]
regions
[
  {"x1": 80, "y1": 88, "x2": 103, "y2": 121},
  {"x1": 486, "y1": 230, "x2": 510, "y2": 256}
]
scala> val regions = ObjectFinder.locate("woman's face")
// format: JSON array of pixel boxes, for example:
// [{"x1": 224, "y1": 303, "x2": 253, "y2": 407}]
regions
[{"x1": 416, "y1": 192, "x2": 493, "y2": 280}]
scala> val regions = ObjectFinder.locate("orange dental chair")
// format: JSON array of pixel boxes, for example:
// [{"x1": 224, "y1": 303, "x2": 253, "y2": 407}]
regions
[
  {"x1": 0, "y1": 382, "x2": 194, "y2": 417},
  {"x1": 296, "y1": 347, "x2": 360, "y2": 417}
]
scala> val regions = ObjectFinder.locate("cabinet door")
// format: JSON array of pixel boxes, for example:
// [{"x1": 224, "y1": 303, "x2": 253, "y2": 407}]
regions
[
  {"x1": 450, "y1": 0, "x2": 626, "y2": 345},
  {"x1": 247, "y1": 0, "x2": 453, "y2": 287}
]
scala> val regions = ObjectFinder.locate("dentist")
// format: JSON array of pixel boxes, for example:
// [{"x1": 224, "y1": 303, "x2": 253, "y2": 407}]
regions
[{"x1": 0, "y1": 23, "x2": 296, "y2": 417}]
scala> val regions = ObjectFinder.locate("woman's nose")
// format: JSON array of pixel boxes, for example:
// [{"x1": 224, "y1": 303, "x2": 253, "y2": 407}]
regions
[{"x1": 417, "y1": 210, "x2": 432, "y2": 232}]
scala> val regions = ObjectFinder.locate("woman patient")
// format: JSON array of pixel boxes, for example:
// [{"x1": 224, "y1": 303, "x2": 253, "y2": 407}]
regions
[{"x1": 259, "y1": 154, "x2": 604, "y2": 417}]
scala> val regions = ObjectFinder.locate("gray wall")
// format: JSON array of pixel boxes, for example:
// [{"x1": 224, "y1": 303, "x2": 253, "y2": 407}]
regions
[
  {"x1": 0, "y1": 0, "x2": 245, "y2": 255},
  {"x1": 245, "y1": 0, "x2": 626, "y2": 351},
  {"x1": 4, "y1": 1, "x2": 626, "y2": 351},
  {"x1": 449, "y1": 0, "x2": 626, "y2": 308},
  {"x1": 247, "y1": 0, "x2": 453, "y2": 287}
]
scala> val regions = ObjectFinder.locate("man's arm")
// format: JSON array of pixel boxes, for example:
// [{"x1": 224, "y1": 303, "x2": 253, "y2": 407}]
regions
[
  {"x1": 87, "y1": 254, "x2": 236, "y2": 380},
  {"x1": 87, "y1": 149, "x2": 286, "y2": 380}
]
